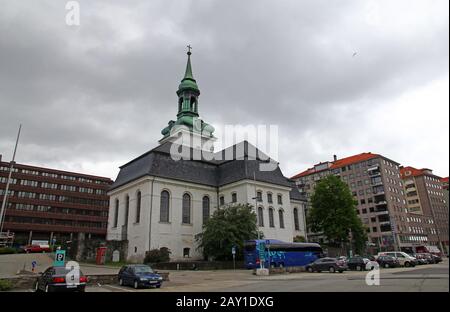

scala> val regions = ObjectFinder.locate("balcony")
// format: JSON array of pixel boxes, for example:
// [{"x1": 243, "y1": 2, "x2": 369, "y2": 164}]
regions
[{"x1": 375, "y1": 201, "x2": 387, "y2": 206}]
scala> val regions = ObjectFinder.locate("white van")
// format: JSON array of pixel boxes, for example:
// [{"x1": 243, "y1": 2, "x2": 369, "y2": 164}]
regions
[{"x1": 377, "y1": 251, "x2": 417, "y2": 267}]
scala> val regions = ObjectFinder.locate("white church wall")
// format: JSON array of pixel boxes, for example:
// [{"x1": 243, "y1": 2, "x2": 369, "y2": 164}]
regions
[{"x1": 150, "y1": 178, "x2": 218, "y2": 261}]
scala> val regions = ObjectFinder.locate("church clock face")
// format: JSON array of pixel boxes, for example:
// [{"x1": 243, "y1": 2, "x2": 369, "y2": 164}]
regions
[{"x1": 193, "y1": 118, "x2": 202, "y2": 132}]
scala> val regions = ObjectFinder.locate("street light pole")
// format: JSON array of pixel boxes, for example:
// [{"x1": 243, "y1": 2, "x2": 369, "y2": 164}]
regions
[{"x1": 0, "y1": 125, "x2": 22, "y2": 235}]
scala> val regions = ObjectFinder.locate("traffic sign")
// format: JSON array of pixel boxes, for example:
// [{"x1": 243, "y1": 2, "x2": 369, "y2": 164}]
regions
[
  {"x1": 231, "y1": 246, "x2": 236, "y2": 255},
  {"x1": 54, "y1": 249, "x2": 66, "y2": 267}
]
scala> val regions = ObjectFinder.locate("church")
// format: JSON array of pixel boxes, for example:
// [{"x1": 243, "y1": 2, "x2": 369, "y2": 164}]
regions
[{"x1": 106, "y1": 49, "x2": 307, "y2": 262}]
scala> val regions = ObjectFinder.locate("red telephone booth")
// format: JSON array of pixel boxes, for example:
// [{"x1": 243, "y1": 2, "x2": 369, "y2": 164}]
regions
[{"x1": 96, "y1": 247, "x2": 107, "y2": 265}]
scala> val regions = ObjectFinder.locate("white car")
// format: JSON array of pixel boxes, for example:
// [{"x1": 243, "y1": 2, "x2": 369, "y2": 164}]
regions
[{"x1": 377, "y1": 251, "x2": 416, "y2": 267}]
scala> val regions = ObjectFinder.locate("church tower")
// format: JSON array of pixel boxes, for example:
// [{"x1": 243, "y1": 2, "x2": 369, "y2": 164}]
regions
[{"x1": 160, "y1": 47, "x2": 216, "y2": 151}]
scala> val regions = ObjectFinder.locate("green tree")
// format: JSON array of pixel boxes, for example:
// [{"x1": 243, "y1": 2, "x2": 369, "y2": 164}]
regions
[
  {"x1": 293, "y1": 235, "x2": 306, "y2": 243},
  {"x1": 308, "y1": 175, "x2": 368, "y2": 255},
  {"x1": 195, "y1": 204, "x2": 262, "y2": 261}
]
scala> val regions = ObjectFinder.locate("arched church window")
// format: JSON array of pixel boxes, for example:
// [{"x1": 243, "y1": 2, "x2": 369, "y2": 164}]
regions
[
  {"x1": 113, "y1": 199, "x2": 119, "y2": 228},
  {"x1": 269, "y1": 208, "x2": 275, "y2": 228},
  {"x1": 182, "y1": 193, "x2": 191, "y2": 224},
  {"x1": 124, "y1": 195, "x2": 129, "y2": 227},
  {"x1": 136, "y1": 191, "x2": 141, "y2": 223},
  {"x1": 258, "y1": 207, "x2": 264, "y2": 227},
  {"x1": 293, "y1": 208, "x2": 300, "y2": 231},
  {"x1": 160, "y1": 190, "x2": 170, "y2": 222},
  {"x1": 279, "y1": 209, "x2": 285, "y2": 229},
  {"x1": 202, "y1": 196, "x2": 210, "y2": 223}
]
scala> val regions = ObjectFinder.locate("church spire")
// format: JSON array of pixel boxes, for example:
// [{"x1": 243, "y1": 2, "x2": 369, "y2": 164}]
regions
[{"x1": 177, "y1": 45, "x2": 200, "y2": 95}]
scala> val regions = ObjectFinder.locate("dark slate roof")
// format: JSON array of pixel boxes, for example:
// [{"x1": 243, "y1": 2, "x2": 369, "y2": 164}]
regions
[{"x1": 110, "y1": 141, "x2": 300, "y2": 199}]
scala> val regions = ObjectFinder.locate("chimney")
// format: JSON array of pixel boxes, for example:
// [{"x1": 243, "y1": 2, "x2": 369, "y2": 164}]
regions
[{"x1": 333, "y1": 155, "x2": 337, "y2": 162}]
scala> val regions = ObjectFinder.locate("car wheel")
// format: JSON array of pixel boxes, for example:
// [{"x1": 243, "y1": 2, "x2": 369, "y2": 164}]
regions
[
  {"x1": 119, "y1": 278, "x2": 124, "y2": 286},
  {"x1": 356, "y1": 265, "x2": 361, "y2": 271},
  {"x1": 384, "y1": 263, "x2": 389, "y2": 269},
  {"x1": 307, "y1": 267, "x2": 313, "y2": 273},
  {"x1": 156, "y1": 285, "x2": 161, "y2": 289},
  {"x1": 329, "y1": 267, "x2": 336, "y2": 273},
  {"x1": 133, "y1": 280, "x2": 139, "y2": 289},
  {"x1": 405, "y1": 262, "x2": 411, "y2": 267}
]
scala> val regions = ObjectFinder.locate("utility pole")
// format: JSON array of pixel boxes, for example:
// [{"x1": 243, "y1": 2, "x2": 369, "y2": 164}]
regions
[{"x1": 0, "y1": 125, "x2": 22, "y2": 234}]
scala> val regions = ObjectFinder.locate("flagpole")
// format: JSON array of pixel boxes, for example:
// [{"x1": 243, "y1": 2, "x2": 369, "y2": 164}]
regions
[{"x1": 0, "y1": 124, "x2": 22, "y2": 235}]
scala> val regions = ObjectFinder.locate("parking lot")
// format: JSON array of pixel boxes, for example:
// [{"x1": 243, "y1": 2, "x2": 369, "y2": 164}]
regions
[{"x1": 83, "y1": 259, "x2": 449, "y2": 292}]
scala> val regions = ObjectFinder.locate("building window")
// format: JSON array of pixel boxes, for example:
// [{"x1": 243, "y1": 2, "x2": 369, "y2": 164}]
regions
[
  {"x1": 136, "y1": 191, "x2": 141, "y2": 223},
  {"x1": 113, "y1": 199, "x2": 119, "y2": 228},
  {"x1": 256, "y1": 191, "x2": 262, "y2": 202},
  {"x1": 277, "y1": 194, "x2": 283, "y2": 205},
  {"x1": 268, "y1": 208, "x2": 275, "y2": 228},
  {"x1": 279, "y1": 209, "x2": 285, "y2": 229},
  {"x1": 267, "y1": 193, "x2": 273, "y2": 203},
  {"x1": 124, "y1": 195, "x2": 130, "y2": 227},
  {"x1": 182, "y1": 193, "x2": 191, "y2": 224},
  {"x1": 183, "y1": 248, "x2": 190, "y2": 258},
  {"x1": 231, "y1": 193, "x2": 237, "y2": 203},
  {"x1": 202, "y1": 196, "x2": 210, "y2": 223},
  {"x1": 293, "y1": 208, "x2": 300, "y2": 231},
  {"x1": 258, "y1": 207, "x2": 264, "y2": 227},
  {"x1": 160, "y1": 190, "x2": 170, "y2": 222},
  {"x1": 219, "y1": 196, "x2": 225, "y2": 206}
]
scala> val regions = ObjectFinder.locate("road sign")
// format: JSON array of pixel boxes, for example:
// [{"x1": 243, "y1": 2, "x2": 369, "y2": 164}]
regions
[
  {"x1": 31, "y1": 260, "x2": 37, "y2": 272},
  {"x1": 54, "y1": 249, "x2": 66, "y2": 267},
  {"x1": 231, "y1": 246, "x2": 236, "y2": 255}
]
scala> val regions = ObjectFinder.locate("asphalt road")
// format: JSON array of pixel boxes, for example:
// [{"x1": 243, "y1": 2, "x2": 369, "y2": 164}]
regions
[{"x1": 84, "y1": 260, "x2": 449, "y2": 292}]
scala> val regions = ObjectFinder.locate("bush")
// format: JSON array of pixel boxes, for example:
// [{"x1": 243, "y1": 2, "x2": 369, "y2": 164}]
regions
[
  {"x1": 0, "y1": 247, "x2": 17, "y2": 255},
  {"x1": 0, "y1": 279, "x2": 13, "y2": 291},
  {"x1": 293, "y1": 236, "x2": 306, "y2": 243},
  {"x1": 144, "y1": 247, "x2": 171, "y2": 264}
]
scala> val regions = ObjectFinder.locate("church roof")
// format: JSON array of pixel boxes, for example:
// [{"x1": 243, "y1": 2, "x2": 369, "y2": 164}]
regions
[{"x1": 110, "y1": 141, "x2": 300, "y2": 200}]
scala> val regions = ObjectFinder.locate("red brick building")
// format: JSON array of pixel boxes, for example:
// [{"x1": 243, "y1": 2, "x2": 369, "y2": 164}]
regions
[{"x1": 0, "y1": 155, "x2": 112, "y2": 246}]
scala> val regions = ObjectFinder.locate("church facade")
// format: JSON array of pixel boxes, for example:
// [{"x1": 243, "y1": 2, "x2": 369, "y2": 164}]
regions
[{"x1": 106, "y1": 50, "x2": 307, "y2": 262}]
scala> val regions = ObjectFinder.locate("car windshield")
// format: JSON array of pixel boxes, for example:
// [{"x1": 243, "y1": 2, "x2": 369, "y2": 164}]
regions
[{"x1": 134, "y1": 266, "x2": 153, "y2": 274}]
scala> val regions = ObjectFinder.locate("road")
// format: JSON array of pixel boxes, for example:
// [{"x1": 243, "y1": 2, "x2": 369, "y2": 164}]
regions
[{"x1": 84, "y1": 260, "x2": 448, "y2": 292}]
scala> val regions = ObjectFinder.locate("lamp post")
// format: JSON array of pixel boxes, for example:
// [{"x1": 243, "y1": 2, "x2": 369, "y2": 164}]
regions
[{"x1": 0, "y1": 125, "x2": 22, "y2": 235}]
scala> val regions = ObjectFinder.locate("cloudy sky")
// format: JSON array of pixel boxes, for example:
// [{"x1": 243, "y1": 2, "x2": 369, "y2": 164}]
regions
[{"x1": 0, "y1": 0, "x2": 448, "y2": 180}]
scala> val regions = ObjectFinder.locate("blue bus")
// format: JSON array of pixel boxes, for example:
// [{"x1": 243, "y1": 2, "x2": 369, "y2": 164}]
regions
[{"x1": 244, "y1": 239, "x2": 323, "y2": 269}]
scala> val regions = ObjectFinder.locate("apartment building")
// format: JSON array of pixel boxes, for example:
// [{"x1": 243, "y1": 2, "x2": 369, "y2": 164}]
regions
[
  {"x1": 0, "y1": 155, "x2": 113, "y2": 245},
  {"x1": 400, "y1": 167, "x2": 449, "y2": 253},
  {"x1": 291, "y1": 153, "x2": 425, "y2": 253}
]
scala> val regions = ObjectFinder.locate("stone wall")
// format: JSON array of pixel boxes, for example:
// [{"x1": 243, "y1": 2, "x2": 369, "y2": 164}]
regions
[{"x1": 151, "y1": 260, "x2": 245, "y2": 271}]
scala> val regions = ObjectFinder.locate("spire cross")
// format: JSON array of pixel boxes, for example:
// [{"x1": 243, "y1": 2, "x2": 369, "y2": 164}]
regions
[{"x1": 187, "y1": 45, "x2": 192, "y2": 55}]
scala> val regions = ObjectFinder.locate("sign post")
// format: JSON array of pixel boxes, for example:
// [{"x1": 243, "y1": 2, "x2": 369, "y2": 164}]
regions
[
  {"x1": 258, "y1": 242, "x2": 266, "y2": 269},
  {"x1": 231, "y1": 246, "x2": 236, "y2": 271},
  {"x1": 53, "y1": 249, "x2": 66, "y2": 267}
]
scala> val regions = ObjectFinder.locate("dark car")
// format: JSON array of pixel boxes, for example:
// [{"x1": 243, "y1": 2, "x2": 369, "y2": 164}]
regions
[
  {"x1": 35, "y1": 266, "x2": 87, "y2": 292},
  {"x1": 347, "y1": 257, "x2": 377, "y2": 271},
  {"x1": 376, "y1": 255, "x2": 400, "y2": 268},
  {"x1": 118, "y1": 264, "x2": 163, "y2": 289},
  {"x1": 305, "y1": 257, "x2": 347, "y2": 273},
  {"x1": 431, "y1": 254, "x2": 442, "y2": 264}
]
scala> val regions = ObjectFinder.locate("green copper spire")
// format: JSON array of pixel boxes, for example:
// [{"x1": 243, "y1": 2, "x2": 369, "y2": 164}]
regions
[
  {"x1": 177, "y1": 46, "x2": 199, "y2": 94},
  {"x1": 160, "y1": 46, "x2": 215, "y2": 141}
]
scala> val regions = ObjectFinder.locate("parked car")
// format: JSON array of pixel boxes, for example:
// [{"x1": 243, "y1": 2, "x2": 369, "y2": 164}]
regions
[
  {"x1": 35, "y1": 266, "x2": 87, "y2": 292},
  {"x1": 431, "y1": 254, "x2": 442, "y2": 264},
  {"x1": 412, "y1": 253, "x2": 430, "y2": 265},
  {"x1": 377, "y1": 252, "x2": 416, "y2": 267},
  {"x1": 376, "y1": 255, "x2": 400, "y2": 268},
  {"x1": 305, "y1": 257, "x2": 347, "y2": 273},
  {"x1": 23, "y1": 244, "x2": 51, "y2": 253},
  {"x1": 347, "y1": 257, "x2": 377, "y2": 271},
  {"x1": 118, "y1": 264, "x2": 163, "y2": 289}
]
